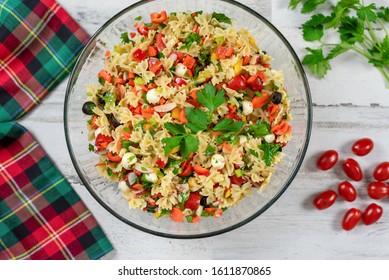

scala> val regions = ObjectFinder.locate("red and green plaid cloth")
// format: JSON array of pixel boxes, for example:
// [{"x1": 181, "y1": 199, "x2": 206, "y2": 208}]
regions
[{"x1": 0, "y1": 0, "x2": 113, "y2": 259}]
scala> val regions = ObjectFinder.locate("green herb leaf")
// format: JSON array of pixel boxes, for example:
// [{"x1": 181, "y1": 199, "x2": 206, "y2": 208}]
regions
[
  {"x1": 121, "y1": 140, "x2": 133, "y2": 149},
  {"x1": 164, "y1": 122, "x2": 186, "y2": 135},
  {"x1": 162, "y1": 136, "x2": 184, "y2": 155},
  {"x1": 134, "y1": 16, "x2": 142, "y2": 21},
  {"x1": 249, "y1": 121, "x2": 271, "y2": 137},
  {"x1": 196, "y1": 83, "x2": 226, "y2": 117},
  {"x1": 179, "y1": 192, "x2": 190, "y2": 208},
  {"x1": 184, "y1": 108, "x2": 208, "y2": 133},
  {"x1": 88, "y1": 144, "x2": 95, "y2": 152},
  {"x1": 259, "y1": 142, "x2": 282, "y2": 166},
  {"x1": 107, "y1": 167, "x2": 113, "y2": 176},
  {"x1": 205, "y1": 145, "x2": 216, "y2": 156},
  {"x1": 356, "y1": 3, "x2": 377, "y2": 22},
  {"x1": 213, "y1": 118, "x2": 245, "y2": 132},
  {"x1": 211, "y1": 12, "x2": 232, "y2": 24},
  {"x1": 302, "y1": 14, "x2": 330, "y2": 41},
  {"x1": 120, "y1": 32, "x2": 130, "y2": 44},
  {"x1": 249, "y1": 149, "x2": 259, "y2": 158},
  {"x1": 157, "y1": 52, "x2": 165, "y2": 59},
  {"x1": 338, "y1": 16, "x2": 365, "y2": 44},
  {"x1": 181, "y1": 32, "x2": 202, "y2": 50},
  {"x1": 302, "y1": 47, "x2": 331, "y2": 78},
  {"x1": 102, "y1": 92, "x2": 116, "y2": 104},
  {"x1": 378, "y1": 7, "x2": 389, "y2": 22},
  {"x1": 180, "y1": 134, "x2": 199, "y2": 159}
]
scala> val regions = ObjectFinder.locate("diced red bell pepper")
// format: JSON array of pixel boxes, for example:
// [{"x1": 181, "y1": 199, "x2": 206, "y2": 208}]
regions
[
  {"x1": 184, "y1": 192, "x2": 201, "y2": 211},
  {"x1": 137, "y1": 23, "x2": 149, "y2": 36},
  {"x1": 132, "y1": 48, "x2": 147, "y2": 61},
  {"x1": 227, "y1": 75, "x2": 246, "y2": 91},
  {"x1": 230, "y1": 175, "x2": 245, "y2": 185},
  {"x1": 156, "y1": 158, "x2": 167, "y2": 169},
  {"x1": 150, "y1": 11, "x2": 168, "y2": 24},
  {"x1": 215, "y1": 46, "x2": 234, "y2": 59},
  {"x1": 179, "y1": 161, "x2": 193, "y2": 177},
  {"x1": 95, "y1": 134, "x2": 114, "y2": 152},
  {"x1": 148, "y1": 58, "x2": 163, "y2": 74},
  {"x1": 106, "y1": 152, "x2": 122, "y2": 163},
  {"x1": 155, "y1": 34, "x2": 166, "y2": 51},
  {"x1": 193, "y1": 164, "x2": 210, "y2": 176}
]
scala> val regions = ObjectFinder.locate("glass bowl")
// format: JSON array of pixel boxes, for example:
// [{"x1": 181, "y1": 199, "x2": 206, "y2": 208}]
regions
[{"x1": 64, "y1": 0, "x2": 312, "y2": 238}]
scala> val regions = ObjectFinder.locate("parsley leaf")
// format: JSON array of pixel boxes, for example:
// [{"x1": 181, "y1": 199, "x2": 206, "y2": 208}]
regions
[
  {"x1": 356, "y1": 3, "x2": 377, "y2": 22},
  {"x1": 179, "y1": 192, "x2": 190, "y2": 208},
  {"x1": 184, "y1": 108, "x2": 208, "y2": 133},
  {"x1": 120, "y1": 32, "x2": 130, "y2": 44},
  {"x1": 378, "y1": 7, "x2": 389, "y2": 22},
  {"x1": 213, "y1": 118, "x2": 245, "y2": 132},
  {"x1": 302, "y1": 47, "x2": 331, "y2": 78},
  {"x1": 211, "y1": 12, "x2": 232, "y2": 24},
  {"x1": 181, "y1": 32, "x2": 202, "y2": 50},
  {"x1": 249, "y1": 121, "x2": 271, "y2": 137},
  {"x1": 134, "y1": 16, "x2": 142, "y2": 21},
  {"x1": 196, "y1": 83, "x2": 226, "y2": 119},
  {"x1": 302, "y1": 14, "x2": 330, "y2": 41},
  {"x1": 338, "y1": 16, "x2": 365, "y2": 44},
  {"x1": 164, "y1": 122, "x2": 186, "y2": 135},
  {"x1": 180, "y1": 134, "x2": 199, "y2": 159},
  {"x1": 88, "y1": 144, "x2": 95, "y2": 152},
  {"x1": 205, "y1": 145, "x2": 216, "y2": 156},
  {"x1": 259, "y1": 142, "x2": 282, "y2": 166}
]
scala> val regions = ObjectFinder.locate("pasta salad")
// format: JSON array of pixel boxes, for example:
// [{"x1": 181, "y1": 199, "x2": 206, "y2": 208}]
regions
[{"x1": 82, "y1": 10, "x2": 292, "y2": 223}]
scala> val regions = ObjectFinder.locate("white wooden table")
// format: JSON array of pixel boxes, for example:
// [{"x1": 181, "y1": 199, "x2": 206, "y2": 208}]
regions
[{"x1": 19, "y1": 0, "x2": 389, "y2": 259}]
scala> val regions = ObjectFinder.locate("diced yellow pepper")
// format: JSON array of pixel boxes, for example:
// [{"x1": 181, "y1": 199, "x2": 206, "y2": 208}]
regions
[
  {"x1": 189, "y1": 177, "x2": 196, "y2": 188},
  {"x1": 143, "y1": 123, "x2": 151, "y2": 131},
  {"x1": 225, "y1": 189, "x2": 231, "y2": 198},
  {"x1": 154, "y1": 212, "x2": 161, "y2": 218},
  {"x1": 242, "y1": 115, "x2": 247, "y2": 122},
  {"x1": 169, "y1": 146, "x2": 180, "y2": 154},
  {"x1": 211, "y1": 53, "x2": 218, "y2": 61},
  {"x1": 249, "y1": 37, "x2": 259, "y2": 51},
  {"x1": 171, "y1": 107, "x2": 181, "y2": 119},
  {"x1": 234, "y1": 59, "x2": 243, "y2": 75}
]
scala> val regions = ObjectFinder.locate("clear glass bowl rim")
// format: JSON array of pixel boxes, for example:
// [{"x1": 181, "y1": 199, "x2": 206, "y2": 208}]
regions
[{"x1": 64, "y1": 0, "x2": 313, "y2": 239}]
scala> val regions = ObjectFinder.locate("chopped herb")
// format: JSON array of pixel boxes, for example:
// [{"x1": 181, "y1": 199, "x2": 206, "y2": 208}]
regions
[
  {"x1": 249, "y1": 149, "x2": 259, "y2": 158},
  {"x1": 107, "y1": 167, "x2": 113, "y2": 176},
  {"x1": 120, "y1": 32, "x2": 130, "y2": 44},
  {"x1": 164, "y1": 122, "x2": 186, "y2": 135},
  {"x1": 179, "y1": 192, "x2": 190, "y2": 208},
  {"x1": 212, "y1": 12, "x2": 232, "y2": 24},
  {"x1": 259, "y1": 142, "x2": 282, "y2": 166},
  {"x1": 157, "y1": 52, "x2": 165, "y2": 59},
  {"x1": 141, "y1": 37, "x2": 145, "y2": 43},
  {"x1": 205, "y1": 145, "x2": 216, "y2": 156},
  {"x1": 160, "y1": 209, "x2": 170, "y2": 216},
  {"x1": 216, "y1": 132, "x2": 238, "y2": 145},
  {"x1": 186, "y1": 215, "x2": 193, "y2": 223},
  {"x1": 181, "y1": 32, "x2": 202, "y2": 50},
  {"x1": 216, "y1": 63, "x2": 223, "y2": 72},
  {"x1": 134, "y1": 16, "x2": 142, "y2": 21},
  {"x1": 201, "y1": 210, "x2": 214, "y2": 217},
  {"x1": 98, "y1": 76, "x2": 105, "y2": 86},
  {"x1": 142, "y1": 182, "x2": 153, "y2": 189},
  {"x1": 159, "y1": 23, "x2": 167, "y2": 28},
  {"x1": 170, "y1": 12, "x2": 177, "y2": 16},
  {"x1": 135, "y1": 119, "x2": 147, "y2": 128},
  {"x1": 102, "y1": 92, "x2": 116, "y2": 104},
  {"x1": 194, "y1": 11, "x2": 203, "y2": 15},
  {"x1": 88, "y1": 144, "x2": 95, "y2": 152},
  {"x1": 172, "y1": 167, "x2": 181, "y2": 175},
  {"x1": 254, "y1": 91, "x2": 263, "y2": 97}
]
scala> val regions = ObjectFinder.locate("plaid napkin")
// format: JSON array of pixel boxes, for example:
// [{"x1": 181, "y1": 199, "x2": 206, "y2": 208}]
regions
[
  {"x1": 0, "y1": 0, "x2": 89, "y2": 121},
  {"x1": 0, "y1": 0, "x2": 113, "y2": 259}
]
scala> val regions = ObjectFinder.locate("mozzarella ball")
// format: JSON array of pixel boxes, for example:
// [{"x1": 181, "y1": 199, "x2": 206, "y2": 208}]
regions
[
  {"x1": 264, "y1": 133, "x2": 275, "y2": 143},
  {"x1": 242, "y1": 101, "x2": 253, "y2": 115},
  {"x1": 121, "y1": 152, "x2": 137, "y2": 169},
  {"x1": 175, "y1": 63, "x2": 188, "y2": 77},
  {"x1": 144, "y1": 172, "x2": 158, "y2": 183},
  {"x1": 146, "y1": 88, "x2": 160, "y2": 104},
  {"x1": 211, "y1": 154, "x2": 226, "y2": 169}
]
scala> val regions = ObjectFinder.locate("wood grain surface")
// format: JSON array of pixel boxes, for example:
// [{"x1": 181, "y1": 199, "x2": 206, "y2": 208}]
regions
[{"x1": 18, "y1": 0, "x2": 389, "y2": 259}]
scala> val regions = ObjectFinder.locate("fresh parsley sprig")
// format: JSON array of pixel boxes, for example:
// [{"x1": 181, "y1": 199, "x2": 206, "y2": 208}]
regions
[
  {"x1": 162, "y1": 123, "x2": 199, "y2": 159},
  {"x1": 290, "y1": 0, "x2": 389, "y2": 86}
]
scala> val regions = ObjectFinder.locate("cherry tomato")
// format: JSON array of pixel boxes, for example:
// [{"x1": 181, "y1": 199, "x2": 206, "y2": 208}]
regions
[
  {"x1": 227, "y1": 75, "x2": 246, "y2": 91},
  {"x1": 338, "y1": 181, "x2": 357, "y2": 202},
  {"x1": 95, "y1": 134, "x2": 114, "y2": 152},
  {"x1": 106, "y1": 152, "x2": 122, "y2": 163},
  {"x1": 316, "y1": 150, "x2": 338, "y2": 171},
  {"x1": 247, "y1": 75, "x2": 263, "y2": 91},
  {"x1": 363, "y1": 203, "x2": 383, "y2": 225},
  {"x1": 367, "y1": 182, "x2": 389, "y2": 199},
  {"x1": 313, "y1": 190, "x2": 338, "y2": 210},
  {"x1": 373, "y1": 162, "x2": 389, "y2": 182},
  {"x1": 132, "y1": 48, "x2": 147, "y2": 61},
  {"x1": 352, "y1": 138, "x2": 374, "y2": 156},
  {"x1": 342, "y1": 208, "x2": 362, "y2": 231},
  {"x1": 184, "y1": 192, "x2": 201, "y2": 211},
  {"x1": 342, "y1": 158, "x2": 363, "y2": 181}
]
